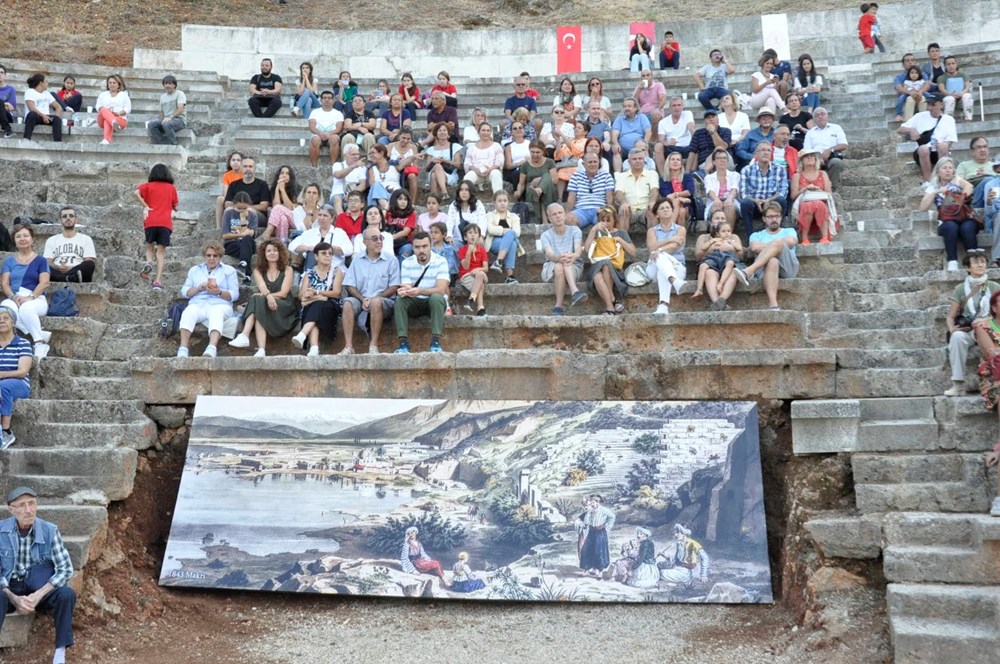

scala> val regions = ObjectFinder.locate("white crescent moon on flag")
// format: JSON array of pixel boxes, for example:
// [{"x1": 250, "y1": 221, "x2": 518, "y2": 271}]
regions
[{"x1": 562, "y1": 32, "x2": 576, "y2": 48}]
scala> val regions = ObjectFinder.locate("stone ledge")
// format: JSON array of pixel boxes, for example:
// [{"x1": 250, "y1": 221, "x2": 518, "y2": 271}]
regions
[
  {"x1": 883, "y1": 513, "x2": 1000, "y2": 585},
  {"x1": 791, "y1": 399, "x2": 860, "y2": 454},
  {"x1": 804, "y1": 513, "x2": 883, "y2": 559}
]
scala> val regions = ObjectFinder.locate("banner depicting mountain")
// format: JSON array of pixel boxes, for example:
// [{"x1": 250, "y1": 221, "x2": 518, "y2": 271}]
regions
[
  {"x1": 190, "y1": 416, "x2": 320, "y2": 441},
  {"x1": 333, "y1": 400, "x2": 532, "y2": 442}
]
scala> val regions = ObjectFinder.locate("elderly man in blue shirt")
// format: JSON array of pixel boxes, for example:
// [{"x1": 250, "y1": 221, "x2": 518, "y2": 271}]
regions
[
  {"x1": 1, "y1": 486, "x2": 76, "y2": 664},
  {"x1": 175, "y1": 240, "x2": 241, "y2": 358}
]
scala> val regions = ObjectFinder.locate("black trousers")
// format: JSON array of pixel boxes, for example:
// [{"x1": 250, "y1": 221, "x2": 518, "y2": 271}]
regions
[
  {"x1": 248, "y1": 95, "x2": 282, "y2": 118},
  {"x1": 225, "y1": 237, "x2": 255, "y2": 273},
  {"x1": 24, "y1": 111, "x2": 62, "y2": 141},
  {"x1": 48, "y1": 261, "x2": 96, "y2": 283}
]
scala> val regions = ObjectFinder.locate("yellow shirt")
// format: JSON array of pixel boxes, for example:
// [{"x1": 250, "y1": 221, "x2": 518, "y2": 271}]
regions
[{"x1": 614, "y1": 169, "x2": 659, "y2": 211}]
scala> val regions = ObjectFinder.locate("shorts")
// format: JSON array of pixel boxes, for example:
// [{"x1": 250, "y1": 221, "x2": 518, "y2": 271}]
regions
[
  {"x1": 144, "y1": 227, "x2": 172, "y2": 247},
  {"x1": 403, "y1": 165, "x2": 420, "y2": 178},
  {"x1": 573, "y1": 207, "x2": 599, "y2": 229},
  {"x1": 343, "y1": 295, "x2": 394, "y2": 331},
  {"x1": 859, "y1": 35, "x2": 874, "y2": 50},
  {"x1": 702, "y1": 250, "x2": 741, "y2": 274},
  {"x1": 540, "y1": 260, "x2": 582, "y2": 283},
  {"x1": 459, "y1": 273, "x2": 483, "y2": 292}
]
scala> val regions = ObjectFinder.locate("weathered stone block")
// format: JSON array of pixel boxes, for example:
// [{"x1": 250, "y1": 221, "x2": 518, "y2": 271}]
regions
[
  {"x1": 804, "y1": 514, "x2": 883, "y2": 559},
  {"x1": 791, "y1": 399, "x2": 860, "y2": 454}
]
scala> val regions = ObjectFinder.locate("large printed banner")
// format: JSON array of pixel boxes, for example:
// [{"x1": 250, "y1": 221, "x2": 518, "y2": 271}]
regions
[{"x1": 161, "y1": 397, "x2": 773, "y2": 604}]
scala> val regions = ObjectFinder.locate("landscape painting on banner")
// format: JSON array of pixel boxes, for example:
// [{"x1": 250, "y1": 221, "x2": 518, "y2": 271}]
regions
[{"x1": 160, "y1": 397, "x2": 773, "y2": 604}]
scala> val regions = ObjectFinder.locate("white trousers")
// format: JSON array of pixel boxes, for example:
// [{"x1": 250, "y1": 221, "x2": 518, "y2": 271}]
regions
[
  {"x1": 645, "y1": 253, "x2": 687, "y2": 304},
  {"x1": 1, "y1": 297, "x2": 48, "y2": 340},
  {"x1": 179, "y1": 301, "x2": 232, "y2": 335}
]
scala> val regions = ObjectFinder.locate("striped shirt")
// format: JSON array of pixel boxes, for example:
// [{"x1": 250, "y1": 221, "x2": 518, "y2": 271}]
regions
[
  {"x1": 399, "y1": 253, "x2": 450, "y2": 299},
  {"x1": 0, "y1": 335, "x2": 32, "y2": 387},
  {"x1": 567, "y1": 170, "x2": 615, "y2": 211}
]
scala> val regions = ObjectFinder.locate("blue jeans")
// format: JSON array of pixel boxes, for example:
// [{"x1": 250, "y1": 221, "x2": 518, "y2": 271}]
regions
[
  {"x1": 698, "y1": 86, "x2": 729, "y2": 110},
  {"x1": 895, "y1": 93, "x2": 908, "y2": 116},
  {"x1": 395, "y1": 242, "x2": 413, "y2": 262},
  {"x1": 295, "y1": 90, "x2": 321, "y2": 117},
  {"x1": 973, "y1": 176, "x2": 999, "y2": 211},
  {"x1": 0, "y1": 565, "x2": 75, "y2": 649},
  {"x1": 489, "y1": 229, "x2": 519, "y2": 270},
  {"x1": 801, "y1": 92, "x2": 820, "y2": 110},
  {"x1": 659, "y1": 51, "x2": 680, "y2": 70},
  {"x1": 0, "y1": 378, "x2": 30, "y2": 417},
  {"x1": 147, "y1": 116, "x2": 186, "y2": 145},
  {"x1": 937, "y1": 219, "x2": 978, "y2": 261},
  {"x1": 630, "y1": 54, "x2": 651, "y2": 72}
]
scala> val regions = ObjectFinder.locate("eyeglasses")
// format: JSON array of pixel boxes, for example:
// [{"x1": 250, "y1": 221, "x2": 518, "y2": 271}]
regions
[
  {"x1": 60, "y1": 213, "x2": 76, "y2": 219},
  {"x1": 511, "y1": 125, "x2": 523, "y2": 130}
]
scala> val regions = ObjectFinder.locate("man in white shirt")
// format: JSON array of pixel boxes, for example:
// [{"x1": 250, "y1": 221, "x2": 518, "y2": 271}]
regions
[
  {"x1": 308, "y1": 90, "x2": 345, "y2": 167},
  {"x1": 394, "y1": 232, "x2": 450, "y2": 354},
  {"x1": 23, "y1": 73, "x2": 62, "y2": 142},
  {"x1": 801, "y1": 107, "x2": 848, "y2": 191},
  {"x1": 43, "y1": 207, "x2": 96, "y2": 283},
  {"x1": 288, "y1": 205, "x2": 352, "y2": 271},
  {"x1": 654, "y1": 96, "x2": 695, "y2": 173},
  {"x1": 896, "y1": 95, "x2": 957, "y2": 184}
]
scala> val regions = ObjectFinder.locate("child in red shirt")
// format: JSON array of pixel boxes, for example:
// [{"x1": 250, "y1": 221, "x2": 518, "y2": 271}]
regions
[
  {"x1": 430, "y1": 71, "x2": 458, "y2": 107},
  {"x1": 134, "y1": 163, "x2": 178, "y2": 291},
  {"x1": 659, "y1": 31, "x2": 681, "y2": 70},
  {"x1": 458, "y1": 223, "x2": 489, "y2": 315},
  {"x1": 385, "y1": 189, "x2": 416, "y2": 258},
  {"x1": 336, "y1": 191, "x2": 364, "y2": 240},
  {"x1": 858, "y1": 4, "x2": 877, "y2": 53}
]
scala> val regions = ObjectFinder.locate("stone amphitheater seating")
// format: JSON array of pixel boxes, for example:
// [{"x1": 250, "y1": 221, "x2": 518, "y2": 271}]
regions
[{"x1": 2, "y1": 39, "x2": 1000, "y2": 659}]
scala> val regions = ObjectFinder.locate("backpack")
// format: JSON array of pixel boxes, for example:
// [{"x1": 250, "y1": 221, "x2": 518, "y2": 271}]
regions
[
  {"x1": 159, "y1": 300, "x2": 188, "y2": 338},
  {"x1": 47, "y1": 288, "x2": 79, "y2": 317},
  {"x1": 0, "y1": 222, "x2": 12, "y2": 252}
]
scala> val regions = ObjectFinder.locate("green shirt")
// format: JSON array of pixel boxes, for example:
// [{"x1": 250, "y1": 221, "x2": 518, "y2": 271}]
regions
[{"x1": 951, "y1": 280, "x2": 1000, "y2": 318}]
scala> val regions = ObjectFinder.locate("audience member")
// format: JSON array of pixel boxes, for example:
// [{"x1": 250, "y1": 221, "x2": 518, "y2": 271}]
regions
[
  {"x1": 919, "y1": 157, "x2": 976, "y2": 271},
  {"x1": 394, "y1": 232, "x2": 449, "y2": 353},
  {"x1": 56, "y1": 75, "x2": 83, "y2": 115},
  {"x1": 687, "y1": 109, "x2": 731, "y2": 173},
  {"x1": 693, "y1": 210, "x2": 747, "y2": 311},
  {"x1": 1, "y1": 225, "x2": 51, "y2": 359},
  {"x1": 0, "y1": 310, "x2": 32, "y2": 449},
  {"x1": 645, "y1": 199, "x2": 688, "y2": 315},
  {"x1": 365, "y1": 79, "x2": 392, "y2": 117},
  {"x1": 660, "y1": 152, "x2": 697, "y2": 227},
  {"x1": 342, "y1": 94, "x2": 377, "y2": 154},
  {"x1": 611, "y1": 98, "x2": 652, "y2": 172},
  {"x1": 778, "y1": 93, "x2": 813, "y2": 151},
  {"x1": 504, "y1": 76, "x2": 537, "y2": 128},
  {"x1": 424, "y1": 123, "x2": 463, "y2": 198},
  {"x1": 741, "y1": 203, "x2": 799, "y2": 310},
  {"x1": 567, "y1": 153, "x2": 615, "y2": 230},
  {"x1": 136, "y1": 163, "x2": 178, "y2": 291},
  {"x1": 739, "y1": 142, "x2": 789, "y2": 241},
  {"x1": 398, "y1": 72, "x2": 422, "y2": 118},
  {"x1": 266, "y1": 164, "x2": 300, "y2": 244},
  {"x1": 332, "y1": 71, "x2": 359, "y2": 113},
  {"x1": 858, "y1": 3, "x2": 879, "y2": 54},
  {"x1": 582, "y1": 101, "x2": 612, "y2": 151},
  {"x1": 148, "y1": 75, "x2": 186, "y2": 145},
  {"x1": 704, "y1": 149, "x2": 741, "y2": 226},
  {"x1": 447, "y1": 181, "x2": 486, "y2": 245},
  {"x1": 801, "y1": 107, "x2": 847, "y2": 191},
  {"x1": 378, "y1": 93, "x2": 412, "y2": 146},
  {"x1": 540, "y1": 203, "x2": 586, "y2": 315},
  {"x1": 291, "y1": 61, "x2": 319, "y2": 118},
  {"x1": 945, "y1": 252, "x2": 997, "y2": 396},
  {"x1": 95, "y1": 75, "x2": 130, "y2": 145},
  {"x1": 175, "y1": 241, "x2": 240, "y2": 358},
  {"x1": 790, "y1": 148, "x2": 834, "y2": 244},
  {"x1": 229, "y1": 239, "x2": 298, "y2": 357},
  {"x1": 215, "y1": 151, "x2": 244, "y2": 226},
  {"x1": 500, "y1": 107, "x2": 534, "y2": 146},
  {"x1": 335, "y1": 190, "x2": 365, "y2": 241},
  {"x1": 893, "y1": 54, "x2": 930, "y2": 122},
  {"x1": 585, "y1": 206, "x2": 636, "y2": 315},
  {"x1": 458, "y1": 224, "x2": 490, "y2": 316},
  {"x1": 385, "y1": 190, "x2": 417, "y2": 259},
  {"x1": 484, "y1": 190, "x2": 521, "y2": 284},
  {"x1": 423, "y1": 91, "x2": 459, "y2": 145},
  {"x1": 735, "y1": 108, "x2": 777, "y2": 171},
  {"x1": 654, "y1": 97, "x2": 695, "y2": 172},
  {"x1": 519, "y1": 72, "x2": 541, "y2": 100},
  {"x1": 748, "y1": 55, "x2": 786, "y2": 115},
  {"x1": 629, "y1": 33, "x2": 654, "y2": 72},
  {"x1": 44, "y1": 207, "x2": 96, "y2": 283},
  {"x1": 695, "y1": 49, "x2": 735, "y2": 111},
  {"x1": 467, "y1": 107, "x2": 489, "y2": 144},
  {"x1": 342, "y1": 226, "x2": 400, "y2": 354},
  {"x1": 761, "y1": 49, "x2": 793, "y2": 99},
  {"x1": 220, "y1": 191, "x2": 261, "y2": 281},
  {"x1": 632, "y1": 70, "x2": 667, "y2": 128},
  {"x1": 957, "y1": 137, "x2": 994, "y2": 211},
  {"x1": 552, "y1": 77, "x2": 582, "y2": 122},
  {"x1": 293, "y1": 242, "x2": 345, "y2": 356},
  {"x1": 464, "y1": 122, "x2": 504, "y2": 194},
  {"x1": 429, "y1": 220, "x2": 459, "y2": 281},
  {"x1": 716, "y1": 93, "x2": 749, "y2": 150},
  {"x1": 614, "y1": 148, "x2": 659, "y2": 233},
  {"x1": 503, "y1": 118, "x2": 532, "y2": 188},
  {"x1": 248, "y1": 58, "x2": 283, "y2": 117},
  {"x1": 418, "y1": 194, "x2": 448, "y2": 234},
  {"x1": 331, "y1": 143, "x2": 368, "y2": 213},
  {"x1": 515, "y1": 140, "x2": 557, "y2": 224},
  {"x1": 388, "y1": 127, "x2": 421, "y2": 203},
  {"x1": 0, "y1": 64, "x2": 15, "y2": 138},
  {"x1": 308, "y1": 90, "x2": 344, "y2": 167},
  {"x1": 23, "y1": 73, "x2": 62, "y2": 142},
  {"x1": 659, "y1": 31, "x2": 681, "y2": 70},
  {"x1": 937, "y1": 56, "x2": 974, "y2": 122},
  {"x1": 581, "y1": 77, "x2": 612, "y2": 121},
  {"x1": 921, "y1": 43, "x2": 945, "y2": 86},
  {"x1": 0, "y1": 486, "x2": 77, "y2": 663},
  {"x1": 897, "y1": 96, "x2": 956, "y2": 184},
  {"x1": 352, "y1": 205, "x2": 395, "y2": 261},
  {"x1": 771, "y1": 125, "x2": 799, "y2": 179},
  {"x1": 289, "y1": 205, "x2": 353, "y2": 271},
  {"x1": 431, "y1": 71, "x2": 458, "y2": 107}
]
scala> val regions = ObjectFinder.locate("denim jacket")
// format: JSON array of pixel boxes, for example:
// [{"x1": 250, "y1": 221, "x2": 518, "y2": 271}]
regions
[{"x1": 0, "y1": 516, "x2": 73, "y2": 589}]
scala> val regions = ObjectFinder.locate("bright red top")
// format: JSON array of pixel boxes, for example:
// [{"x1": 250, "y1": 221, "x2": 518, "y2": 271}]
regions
[
  {"x1": 385, "y1": 211, "x2": 416, "y2": 242},
  {"x1": 137, "y1": 181, "x2": 178, "y2": 231},
  {"x1": 335, "y1": 212, "x2": 364, "y2": 240},
  {"x1": 458, "y1": 244, "x2": 488, "y2": 278},
  {"x1": 858, "y1": 14, "x2": 876, "y2": 38},
  {"x1": 432, "y1": 83, "x2": 458, "y2": 96}
]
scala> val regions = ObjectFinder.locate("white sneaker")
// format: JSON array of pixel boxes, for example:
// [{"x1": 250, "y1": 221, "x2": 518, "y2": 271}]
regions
[
  {"x1": 947, "y1": 260, "x2": 960, "y2": 271},
  {"x1": 307, "y1": 346, "x2": 320, "y2": 357},
  {"x1": 202, "y1": 345, "x2": 218, "y2": 358},
  {"x1": 253, "y1": 348, "x2": 266, "y2": 358},
  {"x1": 943, "y1": 384, "x2": 967, "y2": 397},
  {"x1": 291, "y1": 332, "x2": 306, "y2": 349},
  {"x1": 671, "y1": 278, "x2": 686, "y2": 296},
  {"x1": 99, "y1": 139, "x2": 110, "y2": 145},
  {"x1": 33, "y1": 343, "x2": 49, "y2": 359},
  {"x1": 37, "y1": 330, "x2": 52, "y2": 344},
  {"x1": 339, "y1": 347, "x2": 354, "y2": 355},
  {"x1": 734, "y1": 268, "x2": 749, "y2": 286},
  {"x1": 992, "y1": 496, "x2": 1000, "y2": 517},
  {"x1": 229, "y1": 333, "x2": 251, "y2": 348},
  {"x1": 0, "y1": 430, "x2": 15, "y2": 450},
  {"x1": 368, "y1": 346, "x2": 380, "y2": 354},
  {"x1": 176, "y1": 347, "x2": 189, "y2": 358},
  {"x1": 655, "y1": 303, "x2": 669, "y2": 315},
  {"x1": 291, "y1": 107, "x2": 301, "y2": 117}
]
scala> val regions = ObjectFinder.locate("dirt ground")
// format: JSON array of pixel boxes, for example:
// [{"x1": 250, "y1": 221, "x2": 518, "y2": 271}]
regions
[{"x1": 0, "y1": 0, "x2": 849, "y2": 69}]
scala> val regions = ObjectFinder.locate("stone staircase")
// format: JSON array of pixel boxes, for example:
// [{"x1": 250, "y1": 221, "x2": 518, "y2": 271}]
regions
[{"x1": 1, "y1": 37, "x2": 1000, "y2": 659}]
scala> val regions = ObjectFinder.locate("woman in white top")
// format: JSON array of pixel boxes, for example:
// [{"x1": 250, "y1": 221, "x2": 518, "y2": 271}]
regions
[
  {"x1": 703, "y1": 149, "x2": 741, "y2": 226},
  {"x1": 330, "y1": 143, "x2": 367, "y2": 213},
  {"x1": 581, "y1": 77, "x2": 612, "y2": 122},
  {"x1": 367, "y1": 143, "x2": 401, "y2": 209},
  {"x1": 388, "y1": 127, "x2": 421, "y2": 204},
  {"x1": 503, "y1": 120, "x2": 532, "y2": 189},
  {"x1": 718, "y1": 93, "x2": 750, "y2": 147},
  {"x1": 749, "y1": 56, "x2": 786, "y2": 115},
  {"x1": 551, "y1": 77, "x2": 582, "y2": 122},
  {"x1": 463, "y1": 107, "x2": 488, "y2": 145},
  {"x1": 539, "y1": 107, "x2": 574, "y2": 155},
  {"x1": 463, "y1": 122, "x2": 504, "y2": 195},
  {"x1": 446, "y1": 180, "x2": 486, "y2": 246},
  {"x1": 352, "y1": 205, "x2": 395, "y2": 260},
  {"x1": 95, "y1": 74, "x2": 131, "y2": 145},
  {"x1": 22, "y1": 73, "x2": 62, "y2": 142},
  {"x1": 422, "y1": 122, "x2": 463, "y2": 197},
  {"x1": 793, "y1": 54, "x2": 823, "y2": 111}
]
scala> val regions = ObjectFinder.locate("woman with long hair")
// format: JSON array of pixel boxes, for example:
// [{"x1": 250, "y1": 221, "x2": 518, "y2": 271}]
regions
[
  {"x1": 229, "y1": 239, "x2": 298, "y2": 356},
  {"x1": 95, "y1": 74, "x2": 130, "y2": 144},
  {"x1": 552, "y1": 77, "x2": 582, "y2": 122},
  {"x1": 291, "y1": 61, "x2": 320, "y2": 118},
  {"x1": 919, "y1": 157, "x2": 977, "y2": 271},
  {"x1": 629, "y1": 33, "x2": 653, "y2": 72},
  {"x1": 266, "y1": 165, "x2": 300, "y2": 243},
  {"x1": 659, "y1": 151, "x2": 696, "y2": 226},
  {"x1": 793, "y1": 54, "x2": 823, "y2": 111},
  {"x1": 446, "y1": 180, "x2": 485, "y2": 246},
  {"x1": 424, "y1": 122, "x2": 463, "y2": 198},
  {"x1": 293, "y1": 241, "x2": 345, "y2": 357},
  {"x1": 749, "y1": 55, "x2": 785, "y2": 114},
  {"x1": 514, "y1": 140, "x2": 557, "y2": 223}
]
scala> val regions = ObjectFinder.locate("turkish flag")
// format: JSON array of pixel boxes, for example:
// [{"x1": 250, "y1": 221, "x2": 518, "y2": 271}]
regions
[{"x1": 557, "y1": 26, "x2": 581, "y2": 74}]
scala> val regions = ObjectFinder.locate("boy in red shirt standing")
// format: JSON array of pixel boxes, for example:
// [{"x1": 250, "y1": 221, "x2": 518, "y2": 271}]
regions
[
  {"x1": 134, "y1": 163, "x2": 178, "y2": 291},
  {"x1": 858, "y1": 4, "x2": 878, "y2": 54},
  {"x1": 458, "y1": 224, "x2": 489, "y2": 316}
]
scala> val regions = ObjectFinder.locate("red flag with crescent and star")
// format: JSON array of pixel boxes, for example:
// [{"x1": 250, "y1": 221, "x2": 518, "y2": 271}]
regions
[{"x1": 557, "y1": 26, "x2": 581, "y2": 74}]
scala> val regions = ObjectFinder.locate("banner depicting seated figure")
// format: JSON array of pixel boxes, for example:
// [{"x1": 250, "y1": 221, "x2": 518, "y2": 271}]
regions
[{"x1": 160, "y1": 397, "x2": 773, "y2": 604}]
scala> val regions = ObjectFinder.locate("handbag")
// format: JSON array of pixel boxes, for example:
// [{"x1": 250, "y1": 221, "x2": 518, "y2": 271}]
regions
[
  {"x1": 937, "y1": 190, "x2": 974, "y2": 223},
  {"x1": 625, "y1": 262, "x2": 651, "y2": 287},
  {"x1": 588, "y1": 231, "x2": 624, "y2": 270}
]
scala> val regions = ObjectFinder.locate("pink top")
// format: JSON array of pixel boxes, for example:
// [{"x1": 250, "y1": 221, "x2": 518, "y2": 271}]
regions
[
  {"x1": 464, "y1": 142, "x2": 504, "y2": 172},
  {"x1": 632, "y1": 82, "x2": 666, "y2": 115},
  {"x1": 417, "y1": 211, "x2": 448, "y2": 233}
]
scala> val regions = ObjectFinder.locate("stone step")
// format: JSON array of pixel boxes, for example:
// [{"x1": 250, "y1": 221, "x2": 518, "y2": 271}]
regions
[
  {"x1": 3, "y1": 448, "x2": 137, "y2": 501},
  {"x1": 883, "y1": 512, "x2": 1000, "y2": 585},
  {"x1": 13, "y1": 400, "x2": 157, "y2": 450},
  {"x1": 888, "y1": 583, "x2": 1000, "y2": 664},
  {"x1": 860, "y1": 396, "x2": 935, "y2": 422},
  {"x1": 803, "y1": 513, "x2": 882, "y2": 560},
  {"x1": 934, "y1": 396, "x2": 998, "y2": 452},
  {"x1": 0, "y1": 140, "x2": 188, "y2": 170},
  {"x1": 836, "y1": 367, "x2": 948, "y2": 399},
  {"x1": 852, "y1": 453, "x2": 990, "y2": 512}
]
